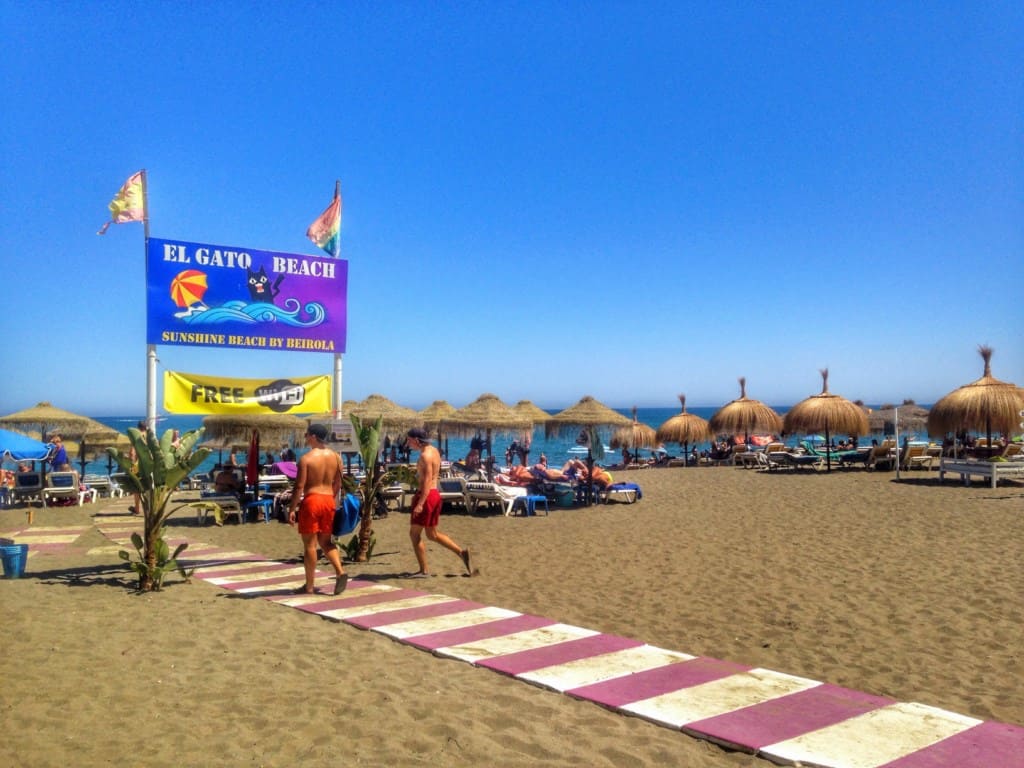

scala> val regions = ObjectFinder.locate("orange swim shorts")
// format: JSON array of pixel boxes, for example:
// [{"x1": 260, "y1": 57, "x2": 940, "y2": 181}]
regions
[{"x1": 298, "y1": 493, "x2": 336, "y2": 535}]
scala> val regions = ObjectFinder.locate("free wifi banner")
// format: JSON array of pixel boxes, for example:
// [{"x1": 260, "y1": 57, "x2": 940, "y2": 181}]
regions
[{"x1": 164, "y1": 371, "x2": 331, "y2": 415}]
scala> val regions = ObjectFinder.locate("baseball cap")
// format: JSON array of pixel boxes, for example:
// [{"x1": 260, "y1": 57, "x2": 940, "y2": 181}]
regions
[
  {"x1": 306, "y1": 423, "x2": 329, "y2": 440},
  {"x1": 406, "y1": 427, "x2": 429, "y2": 442}
]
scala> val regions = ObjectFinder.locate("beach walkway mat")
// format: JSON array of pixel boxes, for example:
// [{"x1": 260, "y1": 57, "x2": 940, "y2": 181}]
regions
[
  {"x1": 125, "y1": 536, "x2": 1024, "y2": 766},
  {"x1": 0, "y1": 525, "x2": 91, "y2": 557}
]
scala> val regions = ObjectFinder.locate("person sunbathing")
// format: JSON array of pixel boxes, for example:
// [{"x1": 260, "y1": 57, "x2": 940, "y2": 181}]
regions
[{"x1": 562, "y1": 458, "x2": 613, "y2": 488}]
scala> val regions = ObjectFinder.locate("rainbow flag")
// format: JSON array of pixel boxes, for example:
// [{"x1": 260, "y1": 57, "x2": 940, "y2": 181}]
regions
[
  {"x1": 306, "y1": 185, "x2": 342, "y2": 257},
  {"x1": 98, "y1": 170, "x2": 145, "y2": 234}
]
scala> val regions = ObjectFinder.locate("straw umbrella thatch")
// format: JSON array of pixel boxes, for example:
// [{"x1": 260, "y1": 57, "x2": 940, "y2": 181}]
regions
[
  {"x1": 656, "y1": 394, "x2": 712, "y2": 465},
  {"x1": 512, "y1": 400, "x2": 551, "y2": 424},
  {"x1": 446, "y1": 394, "x2": 532, "y2": 452},
  {"x1": 202, "y1": 414, "x2": 307, "y2": 448},
  {"x1": 75, "y1": 429, "x2": 132, "y2": 476},
  {"x1": 544, "y1": 395, "x2": 632, "y2": 441},
  {"x1": 783, "y1": 369, "x2": 870, "y2": 471},
  {"x1": 610, "y1": 406, "x2": 658, "y2": 462},
  {"x1": 0, "y1": 401, "x2": 114, "y2": 441},
  {"x1": 419, "y1": 400, "x2": 457, "y2": 425},
  {"x1": 446, "y1": 394, "x2": 532, "y2": 479},
  {"x1": 868, "y1": 400, "x2": 930, "y2": 436},
  {"x1": 347, "y1": 394, "x2": 421, "y2": 433},
  {"x1": 545, "y1": 396, "x2": 632, "y2": 504},
  {"x1": 926, "y1": 346, "x2": 1024, "y2": 449},
  {"x1": 419, "y1": 400, "x2": 458, "y2": 458},
  {"x1": 708, "y1": 378, "x2": 783, "y2": 445}
]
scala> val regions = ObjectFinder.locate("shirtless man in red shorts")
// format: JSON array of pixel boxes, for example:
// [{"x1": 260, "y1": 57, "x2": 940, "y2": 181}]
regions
[
  {"x1": 405, "y1": 427, "x2": 472, "y2": 578},
  {"x1": 288, "y1": 423, "x2": 348, "y2": 595}
]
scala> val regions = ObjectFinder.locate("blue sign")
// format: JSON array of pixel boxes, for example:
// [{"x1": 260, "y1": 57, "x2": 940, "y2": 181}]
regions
[{"x1": 146, "y1": 238, "x2": 348, "y2": 353}]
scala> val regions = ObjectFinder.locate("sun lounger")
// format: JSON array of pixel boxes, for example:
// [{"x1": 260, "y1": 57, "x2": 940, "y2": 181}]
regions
[
  {"x1": 865, "y1": 440, "x2": 897, "y2": 471},
  {"x1": 938, "y1": 458, "x2": 1024, "y2": 489},
  {"x1": 599, "y1": 482, "x2": 642, "y2": 504},
  {"x1": 465, "y1": 482, "x2": 526, "y2": 516},
  {"x1": 438, "y1": 476, "x2": 469, "y2": 511},
  {"x1": 778, "y1": 452, "x2": 823, "y2": 470}
]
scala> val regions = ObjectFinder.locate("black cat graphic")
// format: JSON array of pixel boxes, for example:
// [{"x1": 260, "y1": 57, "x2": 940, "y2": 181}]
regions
[{"x1": 247, "y1": 266, "x2": 285, "y2": 303}]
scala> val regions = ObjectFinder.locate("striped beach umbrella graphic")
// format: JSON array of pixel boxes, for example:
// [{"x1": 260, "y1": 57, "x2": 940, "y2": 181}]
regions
[{"x1": 170, "y1": 269, "x2": 208, "y2": 308}]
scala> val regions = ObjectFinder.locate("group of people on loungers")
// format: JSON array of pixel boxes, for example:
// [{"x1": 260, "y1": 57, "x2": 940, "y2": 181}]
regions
[{"x1": 495, "y1": 455, "x2": 614, "y2": 489}]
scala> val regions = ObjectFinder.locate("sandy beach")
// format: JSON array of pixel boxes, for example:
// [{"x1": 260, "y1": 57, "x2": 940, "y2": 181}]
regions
[{"x1": 1, "y1": 466, "x2": 1021, "y2": 767}]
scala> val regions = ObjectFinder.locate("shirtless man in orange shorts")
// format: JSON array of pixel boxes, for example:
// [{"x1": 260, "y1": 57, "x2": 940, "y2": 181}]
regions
[
  {"x1": 288, "y1": 423, "x2": 348, "y2": 595},
  {"x1": 405, "y1": 427, "x2": 472, "y2": 578}
]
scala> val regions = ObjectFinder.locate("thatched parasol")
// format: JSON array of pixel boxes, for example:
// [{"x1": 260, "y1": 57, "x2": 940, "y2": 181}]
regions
[
  {"x1": 926, "y1": 346, "x2": 1024, "y2": 448},
  {"x1": 346, "y1": 394, "x2": 421, "y2": 433},
  {"x1": 419, "y1": 400, "x2": 457, "y2": 457},
  {"x1": 419, "y1": 400, "x2": 457, "y2": 426},
  {"x1": 544, "y1": 395, "x2": 632, "y2": 439},
  {"x1": 0, "y1": 401, "x2": 114, "y2": 441},
  {"x1": 512, "y1": 400, "x2": 551, "y2": 424},
  {"x1": 202, "y1": 414, "x2": 307, "y2": 447},
  {"x1": 75, "y1": 429, "x2": 132, "y2": 476},
  {"x1": 656, "y1": 394, "x2": 712, "y2": 465},
  {"x1": 708, "y1": 378, "x2": 783, "y2": 444},
  {"x1": 545, "y1": 396, "x2": 631, "y2": 505},
  {"x1": 868, "y1": 400, "x2": 929, "y2": 436},
  {"x1": 610, "y1": 406, "x2": 658, "y2": 460},
  {"x1": 446, "y1": 394, "x2": 532, "y2": 447},
  {"x1": 783, "y1": 369, "x2": 870, "y2": 471}
]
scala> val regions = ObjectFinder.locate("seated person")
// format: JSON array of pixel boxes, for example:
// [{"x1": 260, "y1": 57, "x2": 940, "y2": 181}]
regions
[
  {"x1": 464, "y1": 448, "x2": 482, "y2": 471},
  {"x1": 709, "y1": 441, "x2": 732, "y2": 460},
  {"x1": 213, "y1": 467, "x2": 242, "y2": 495}
]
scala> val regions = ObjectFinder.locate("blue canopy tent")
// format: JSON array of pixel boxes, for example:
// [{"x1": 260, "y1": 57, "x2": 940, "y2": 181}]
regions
[{"x1": 0, "y1": 428, "x2": 52, "y2": 462}]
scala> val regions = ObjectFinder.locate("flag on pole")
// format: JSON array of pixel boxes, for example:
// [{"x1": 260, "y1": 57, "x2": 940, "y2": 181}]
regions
[
  {"x1": 306, "y1": 183, "x2": 342, "y2": 257},
  {"x1": 98, "y1": 170, "x2": 145, "y2": 234}
]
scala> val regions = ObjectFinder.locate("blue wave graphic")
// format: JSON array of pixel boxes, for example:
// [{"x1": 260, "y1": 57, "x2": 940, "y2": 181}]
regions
[{"x1": 183, "y1": 298, "x2": 325, "y2": 328}]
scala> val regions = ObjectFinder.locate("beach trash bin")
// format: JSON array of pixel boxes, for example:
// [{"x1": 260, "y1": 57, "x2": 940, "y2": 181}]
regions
[{"x1": 0, "y1": 543, "x2": 29, "y2": 578}]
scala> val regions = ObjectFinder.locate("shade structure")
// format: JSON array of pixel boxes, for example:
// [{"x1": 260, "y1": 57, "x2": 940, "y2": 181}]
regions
[
  {"x1": 544, "y1": 395, "x2": 632, "y2": 439},
  {"x1": 418, "y1": 400, "x2": 457, "y2": 458},
  {"x1": 926, "y1": 346, "x2": 1024, "y2": 447},
  {"x1": 782, "y1": 369, "x2": 870, "y2": 471},
  {"x1": 446, "y1": 394, "x2": 532, "y2": 443},
  {"x1": 0, "y1": 401, "x2": 114, "y2": 441},
  {"x1": 75, "y1": 429, "x2": 132, "y2": 476},
  {"x1": 868, "y1": 400, "x2": 929, "y2": 436},
  {"x1": 512, "y1": 400, "x2": 551, "y2": 424},
  {"x1": 0, "y1": 428, "x2": 51, "y2": 462},
  {"x1": 708, "y1": 378, "x2": 783, "y2": 444},
  {"x1": 346, "y1": 394, "x2": 421, "y2": 433},
  {"x1": 656, "y1": 394, "x2": 712, "y2": 464},
  {"x1": 418, "y1": 400, "x2": 457, "y2": 426},
  {"x1": 202, "y1": 414, "x2": 306, "y2": 448},
  {"x1": 610, "y1": 406, "x2": 658, "y2": 458},
  {"x1": 545, "y1": 396, "x2": 631, "y2": 505}
]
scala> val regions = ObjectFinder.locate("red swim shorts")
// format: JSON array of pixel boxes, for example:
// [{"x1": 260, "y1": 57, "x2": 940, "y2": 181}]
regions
[
  {"x1": 298, "y1": 493, "x2": 336, "y2": 535},
  {"x1": 410, "y1": 488, "x2": 441, "y2": 528}
]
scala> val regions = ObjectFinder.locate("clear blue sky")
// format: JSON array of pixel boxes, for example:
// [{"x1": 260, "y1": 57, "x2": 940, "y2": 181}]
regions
[{"x1": 2, "y1": 1, "x2": 1021, "y2": 416}]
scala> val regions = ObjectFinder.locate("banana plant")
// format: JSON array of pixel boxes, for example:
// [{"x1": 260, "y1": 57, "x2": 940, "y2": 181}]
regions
[
  {"x1": 109, "y1": 426, "x2": 210, "y2": 591},
  {"x1": 349, "y1": 414, "x2": 384, "y2": 562}
]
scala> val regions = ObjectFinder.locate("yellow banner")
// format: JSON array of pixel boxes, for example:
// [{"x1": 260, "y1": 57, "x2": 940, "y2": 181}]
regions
[{"x1": 163, "y1": 371, "x2": 331, "y2": 415}]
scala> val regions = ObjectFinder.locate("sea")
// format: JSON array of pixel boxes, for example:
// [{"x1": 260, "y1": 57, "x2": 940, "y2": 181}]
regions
[{"x1": 75, "y1": 406, "x2": 928, "y2": 478}]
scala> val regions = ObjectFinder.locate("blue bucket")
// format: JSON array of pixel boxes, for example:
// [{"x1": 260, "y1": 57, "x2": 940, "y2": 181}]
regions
[{"x1": 0, "y1": 543, "x2": 28, "y2": 578}]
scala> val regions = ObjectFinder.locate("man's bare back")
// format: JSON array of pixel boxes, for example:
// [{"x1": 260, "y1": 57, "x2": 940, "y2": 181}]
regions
[
  {"x1": 297, "y1": 445, "x2": 343, "y2": 497},
  {"x1": 416, "y1": 442, "x2": 441, "y2": 494}
]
